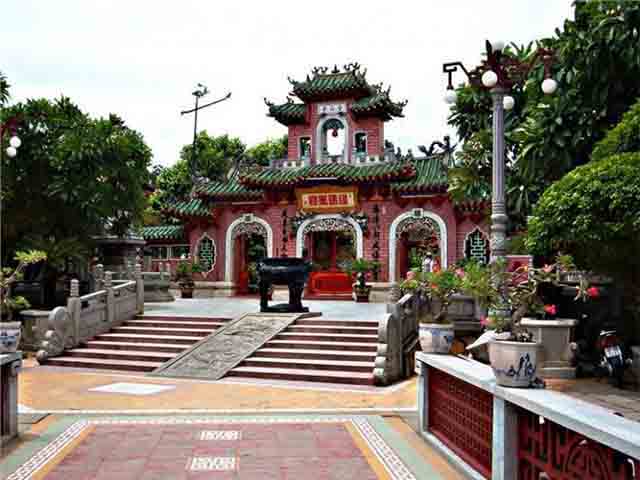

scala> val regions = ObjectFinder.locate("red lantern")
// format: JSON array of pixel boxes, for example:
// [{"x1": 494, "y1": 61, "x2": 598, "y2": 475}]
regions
[{"x1": 332, "y1": 128, "x2": 339, "y2": 137}]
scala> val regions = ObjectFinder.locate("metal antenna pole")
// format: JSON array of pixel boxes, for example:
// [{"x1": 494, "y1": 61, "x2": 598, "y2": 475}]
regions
[{"x1": 180, "y1": 86, "x2": 231, "y2": 181}]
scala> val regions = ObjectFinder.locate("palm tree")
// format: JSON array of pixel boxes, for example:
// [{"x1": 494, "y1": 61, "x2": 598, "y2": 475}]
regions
[{"x1": 0, "y1": 71, "x2": 10, "y2": 105}]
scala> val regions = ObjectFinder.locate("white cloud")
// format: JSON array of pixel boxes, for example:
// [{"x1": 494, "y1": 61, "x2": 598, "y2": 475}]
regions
[{"x1": 2, "y1": 0, "x2": 573, "y2": 166}]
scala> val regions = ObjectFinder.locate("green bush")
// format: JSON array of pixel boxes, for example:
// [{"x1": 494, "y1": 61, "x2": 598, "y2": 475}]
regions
[
  {"x1": 591, "y1": 98, "x2": 640, "y2": 162},
  {"x1": 526, "y1": 153, "x2": 640, "y2": 339}
]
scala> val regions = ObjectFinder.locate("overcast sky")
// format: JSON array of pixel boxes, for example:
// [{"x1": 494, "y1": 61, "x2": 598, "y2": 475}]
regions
[{"x1": 2, "y1": 1, "x2": 573, "y2": 166}]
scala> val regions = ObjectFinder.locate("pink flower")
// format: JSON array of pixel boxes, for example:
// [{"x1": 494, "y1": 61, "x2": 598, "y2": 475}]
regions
[
  {"x1": 406, "y1": 271, "x2": 416, "y2": 281},
  {"x1": 544, "y1": 304, "x2": 557, "y2": 316},
  {"x1": 455, "y1": 268, "x2": 465, "y2": 278},
  {"x1": 480, "y1": 316, "x2": 489, "y2": 327},
  {"x1": 587, "y1": 286, "x2": 600, "y2": 298},
  {"x1": 542, "y1": 264, "x2": 554, "y2": 274}
]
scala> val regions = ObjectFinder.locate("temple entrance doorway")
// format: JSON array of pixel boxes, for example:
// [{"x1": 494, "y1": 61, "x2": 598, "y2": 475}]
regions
[
  {"x1": 394, "y1": 215, "x2": 443, "y2": 281},
  {"x1": 303, "y1": 222, "x2": 356, "y2": 298}
]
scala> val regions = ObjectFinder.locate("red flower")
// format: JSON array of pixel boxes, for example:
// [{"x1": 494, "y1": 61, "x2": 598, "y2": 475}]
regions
[
  {"x1": 544, "y1": 304, "x2": 557, "y2": 316},
  {"x1": 587, "y1": 286, "x2": 600, "y2": 298},
  {"x1": 455, "y1": 268, "x2": 465, "y2": 278}
]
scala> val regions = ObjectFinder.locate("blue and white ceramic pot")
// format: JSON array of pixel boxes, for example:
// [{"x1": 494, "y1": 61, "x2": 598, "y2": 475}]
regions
[
  {"x1": 488, "y1": 340, "x2": 540, "y2": 388},
  {"x1": 419, "y1": 323, "x2": 454, "y2": 354},
  {"x1": 0, "y1": 322, "x2": 22, "y2": 354}
]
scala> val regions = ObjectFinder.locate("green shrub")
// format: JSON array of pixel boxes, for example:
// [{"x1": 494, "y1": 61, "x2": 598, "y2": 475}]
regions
[{"x1": 591, "y1": 98, "x2": 640, "y2": 162}]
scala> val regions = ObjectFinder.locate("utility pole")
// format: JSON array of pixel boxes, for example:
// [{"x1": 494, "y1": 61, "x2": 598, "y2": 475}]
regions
[{"x1": 180, "y1": 84, "x2": 231, "y2": 180}]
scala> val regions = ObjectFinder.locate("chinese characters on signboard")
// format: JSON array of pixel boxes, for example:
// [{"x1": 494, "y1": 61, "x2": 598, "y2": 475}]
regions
[{"x1": 297, "y1": 187, "x2": 358, "y2": 213}]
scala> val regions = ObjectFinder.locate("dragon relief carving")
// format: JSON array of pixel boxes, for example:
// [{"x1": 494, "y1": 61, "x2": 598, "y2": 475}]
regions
[{"x1": 36, "y1": 307, "x2": 74, "y2": 363}]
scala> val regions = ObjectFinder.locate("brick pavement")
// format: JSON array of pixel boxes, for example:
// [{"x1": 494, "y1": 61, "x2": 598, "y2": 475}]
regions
[{"x1": 1, "y1": 416, "x2": 463, "y2": 479}]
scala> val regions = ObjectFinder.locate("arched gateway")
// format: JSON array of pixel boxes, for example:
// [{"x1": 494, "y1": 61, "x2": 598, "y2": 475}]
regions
[
  {"x1": 224, "y1": 214, "x2": 273, "y2": 284},
  {"x1": 388, "y1": 209, "x2": 448, "y2": 283}
]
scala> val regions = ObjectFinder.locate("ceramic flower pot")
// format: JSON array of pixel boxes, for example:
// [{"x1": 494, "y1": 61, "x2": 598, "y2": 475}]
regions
[
  {"x1": 488, "y1": 340, "x2": 540, "y2": 388},
  {"x1": 354, "y1": 285, "x2": 371, "y2": 303},
  {"x1": 0, "y1": 322, "x2": 22, "y2": 354},
  {"x1": 419, "y1": 323, "x2": 454, "y2": 354}
]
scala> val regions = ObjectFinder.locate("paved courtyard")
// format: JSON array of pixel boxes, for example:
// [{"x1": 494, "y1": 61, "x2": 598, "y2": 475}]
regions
[{"x1": 146, "y1": 297, "x2": 387, "y2": 321}]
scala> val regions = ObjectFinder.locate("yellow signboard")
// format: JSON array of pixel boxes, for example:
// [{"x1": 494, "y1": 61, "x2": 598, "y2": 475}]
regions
[{"x1": 296, "y1": 186, "x2": 358, "y2": 213}]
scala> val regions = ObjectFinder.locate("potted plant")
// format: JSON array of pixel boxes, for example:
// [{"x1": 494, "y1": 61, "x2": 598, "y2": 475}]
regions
[
  {"x1": 1, "y1": 250, "x2": 47, "y2": 353},
  {"x1": 344, "y1": 259, "x2": 379, "y2": 303},
  {"x1": 175, "y1": 258, "x2": 203, "y2": 299},
  {"x1": 463, "y1": 256, "x2": 594, "y2": 387},
  {"x1": 401, "y1": 267, "x2": 462, "y2": 354}
]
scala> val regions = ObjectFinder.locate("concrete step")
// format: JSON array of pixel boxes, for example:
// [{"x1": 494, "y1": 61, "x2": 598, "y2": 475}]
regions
[
  {"x1": 265, "y1": 339, "x2": 378, "y2": 352},
  {"x1": 95, "y1": 333, "x2": 202, "y2": 345},
  {"x1": 45, "y1": 356, "x2": 163, "y2": 372},
  {"x1": 137, "y1": 315, "x2": 232, "y2": 323},
  {"x1": 295, "y1": 319, "x2": 379, "y2": 327},
  {"x1": 287, "y1": 325, "x2": 378, "y2": 335},
  {"x1": 123, "y1": 319, "x2": 225, "y2": 329},
  {"x1": 228, "y1": 366, "x2": 374, "y2": 385},
  {"x1": 275, "y1": 332, "x2": 378, "y2": 343},
  {"x1": 241, "y1": 356, "x2": 374, "y2": 373},
  {"x1": 66, "y1": 348, "x2": 175, "y2": 362},
  {"x1": 111, "y1": 326, "x2": 213, "y2": 336},
  {"x1": 85, "y1": 340, "x2": 186, "y2": 353},
  {"x1": 255, "y1": 348, "x2": 376, "y2": 362}
]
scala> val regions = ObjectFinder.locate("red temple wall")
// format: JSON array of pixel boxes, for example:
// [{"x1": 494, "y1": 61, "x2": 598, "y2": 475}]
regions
[{"x1": 183, "y1": 196, "x2": 487, "y2": 283}]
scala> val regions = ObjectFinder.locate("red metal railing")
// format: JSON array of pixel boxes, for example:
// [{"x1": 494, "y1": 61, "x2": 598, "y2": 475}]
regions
[
  {"x1": 427, "y1": 367, "x2": 493, "y2": 478},
  {"x1": 518, "y1": 407, "x2": 639, "y2": 480}
]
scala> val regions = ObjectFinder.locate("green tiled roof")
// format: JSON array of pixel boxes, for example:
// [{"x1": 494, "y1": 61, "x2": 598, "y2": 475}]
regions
[
  {"x1": 351, "y1": 93, "x2": 407, "y2": 120},
  {"x1": 163, "y1": 198, "x2": 210, "y2": 218},
  {"x1": 265, "y1": 99, "x2": 306, "y2": 126},
  {"x1": 290, "y1": 68, "x2": 372, "y2": 102},
  {"x1": 391, "y1": 156, "x2": 449, "y2": 194},
  {"x1": 193, "y1": 181, "x2": 262, "y2": 200},
  {"x1": 239, "y1": 162, "x2": 416, "y2": 188},
  {"x1": 142, "y1": 225, "x2": 185, "y2": 241}
]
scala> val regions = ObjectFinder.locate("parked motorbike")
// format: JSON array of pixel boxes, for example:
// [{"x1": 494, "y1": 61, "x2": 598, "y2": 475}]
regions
[{"x1": 596, "y1": 330, "x2": 633, "y2": 388}]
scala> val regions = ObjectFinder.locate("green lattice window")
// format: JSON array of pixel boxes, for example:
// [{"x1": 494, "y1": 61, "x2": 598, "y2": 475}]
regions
[
  {"x1": 197, "y1": 235, "x2": 216, "y2": 272},
  {"x1": 465, "y1": 229, "x2": 489, "y2": 265}
]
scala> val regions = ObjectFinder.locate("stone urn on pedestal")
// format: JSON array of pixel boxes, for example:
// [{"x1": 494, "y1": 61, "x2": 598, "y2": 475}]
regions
[{"x1": 519, "y1": 317, "x2": 578, "y2": 379}]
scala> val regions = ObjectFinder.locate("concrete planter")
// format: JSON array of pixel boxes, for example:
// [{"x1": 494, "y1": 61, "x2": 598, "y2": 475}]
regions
[
  {"x1": 520, "y1": 317, "x2": 577, "y2": 379},
  {"x1": 0, "y1": 322, "x2": 22, "y2": 354},
  {"x1": 489, "y1": 340, "x2": 540, "y2": 388},
  {"x1": 419, "y1": 323, "x2": 454, "y2": 354}
]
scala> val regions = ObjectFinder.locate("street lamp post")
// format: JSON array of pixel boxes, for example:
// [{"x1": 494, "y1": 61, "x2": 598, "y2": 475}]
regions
[
  {"x1": 442, "y1": 40, "x2": 557, "y2": 317},
  {"x1": 0, "y1": 117, "x2": 22, "y2": 270}
]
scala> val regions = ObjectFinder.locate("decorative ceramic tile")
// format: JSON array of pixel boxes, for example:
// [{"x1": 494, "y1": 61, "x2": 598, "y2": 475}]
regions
[
  {"x1": 188, "y1": 456, "x2": 236, "y2": 471},
  {"x1": 199, "y1": 430, "x2": 241, "y2": 441},
  {"x1": 88, "y1": 382, "x2": 176, "y2": 395}
]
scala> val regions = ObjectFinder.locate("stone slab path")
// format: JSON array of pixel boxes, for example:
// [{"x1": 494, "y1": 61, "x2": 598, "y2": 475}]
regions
[
  {"x1": 151, "y1": 313, "x2": 309, "y2": 380},
  {"x1": 1, "y1": 415, "x2": 462, "y2": 479}
]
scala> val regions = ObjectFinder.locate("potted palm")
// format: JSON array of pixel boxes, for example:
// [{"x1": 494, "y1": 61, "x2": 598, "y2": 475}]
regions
[
  {"x1": 1, "y1": 250, "x2": 47, "y2": 353},
  {"x1": 344, "y1": 259, "x2": 379, "y2": 303},
  {"x1": 401, "y1": 267, "x2": 462, "y2": 353},
  {"x1": 175, "y1": 258, "x2": 203, "y2": 299}
]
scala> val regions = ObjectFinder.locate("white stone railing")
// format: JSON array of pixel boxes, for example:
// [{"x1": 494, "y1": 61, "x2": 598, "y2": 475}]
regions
[
  {"x1": 416, "y1": 352, "x2": 640, "y2": 479},
  {"x1": 36, "y1": 265, "x2": 144, "y2": 363}
]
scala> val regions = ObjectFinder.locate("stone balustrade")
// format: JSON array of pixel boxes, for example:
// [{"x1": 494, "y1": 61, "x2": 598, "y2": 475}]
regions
[
  {"x1": 416, "y1": 352, "x2": 640, "y2": 479},
  {"x1": 1, "y1": 352, "x2": 22, "y2": 446}
]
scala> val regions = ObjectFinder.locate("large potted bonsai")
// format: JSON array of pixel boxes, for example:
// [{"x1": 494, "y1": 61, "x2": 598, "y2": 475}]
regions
[
  {"x1": 175, "y1": 258, "x2": 203, "y2": 299},
  {"x1": 1, "y1": 250, "x2": 47, "y2": 353},
  {"x1": 401, "y1": 267, "x2": 462, "y2": 354},
  {"x1": 344, "y1": 259, "x2": 379, "y2": 303}
]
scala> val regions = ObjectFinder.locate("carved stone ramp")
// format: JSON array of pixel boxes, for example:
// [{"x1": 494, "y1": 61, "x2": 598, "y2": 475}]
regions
[{"x1": 149, "y1": 312, "x2": 319, "y2": 380}]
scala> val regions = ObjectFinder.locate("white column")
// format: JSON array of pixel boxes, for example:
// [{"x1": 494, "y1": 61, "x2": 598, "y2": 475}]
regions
[{"x1": 492, "y1": 397, "x2": 519, "y2": 480}]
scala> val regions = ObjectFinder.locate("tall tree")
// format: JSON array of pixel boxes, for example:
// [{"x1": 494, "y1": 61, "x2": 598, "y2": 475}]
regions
[
  {"x1": 246, "y1": 135, "x2": 288, "y2": 166},
  {"x1": 0, "y1": 70, "x2": 9, "y2": 105},
  {"x1": 1, "y1": 96, "x2": 152, "y2": 266},
  {"x1": 150, "y1": 132, "x2": 246, "y2": 217},
  {"x1": 446, "y1": 1, "x2": 640, "y2": 228}
]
